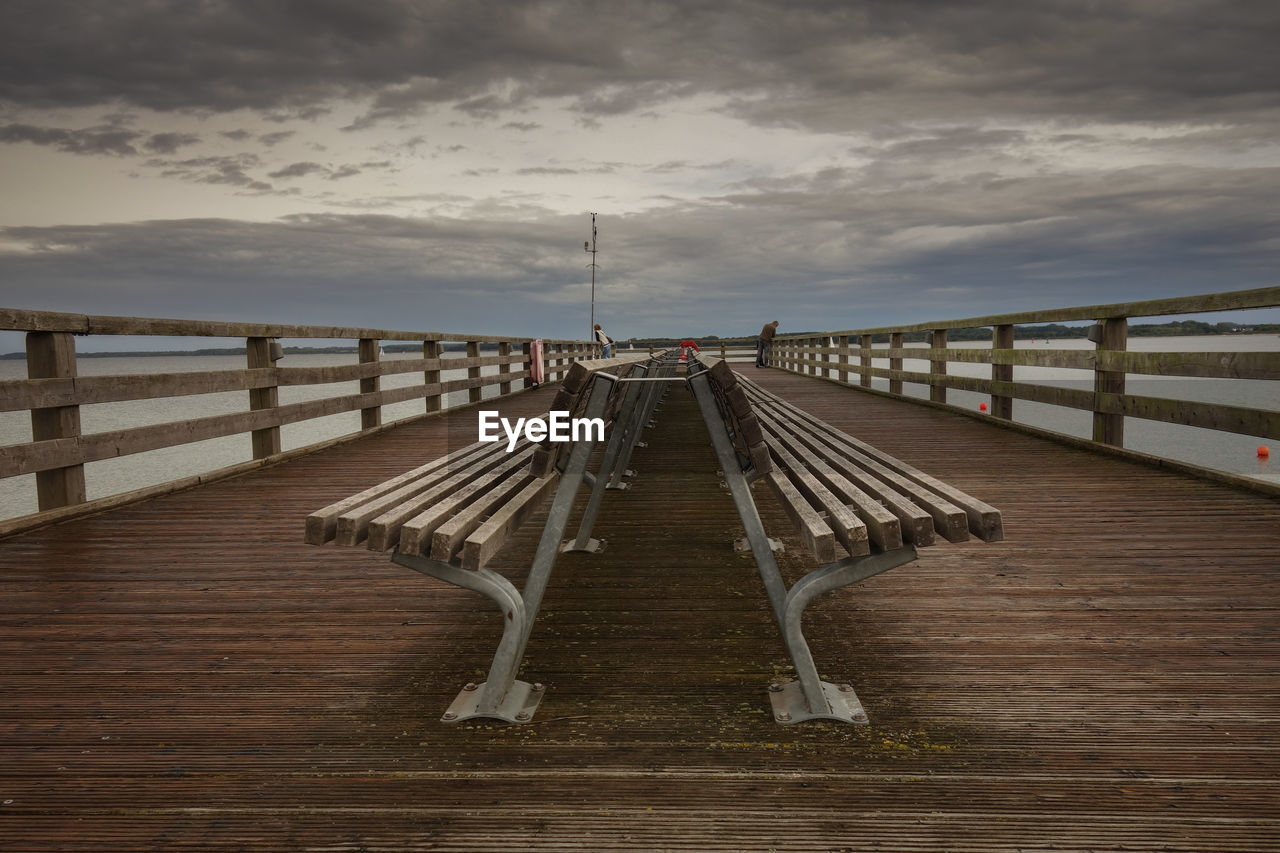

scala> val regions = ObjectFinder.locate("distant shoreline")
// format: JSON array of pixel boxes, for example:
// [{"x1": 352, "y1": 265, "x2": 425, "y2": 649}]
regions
[{"x1": 2, "y1": 322, "x2": 1277, "y2": 359}]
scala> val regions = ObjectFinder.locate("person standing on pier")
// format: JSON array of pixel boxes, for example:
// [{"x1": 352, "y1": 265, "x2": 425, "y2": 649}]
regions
[
  {"x1": 757, "y1": 320, "x2": 779, "y2": 367},
  {"x1": 594, "y1": 323, "x2": 614, "y2": 358}
]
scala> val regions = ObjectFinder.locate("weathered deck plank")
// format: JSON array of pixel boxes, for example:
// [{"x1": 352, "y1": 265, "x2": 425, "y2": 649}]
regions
[{"x1": 1, "y1": 371, "x2": 1278, "y2": 851}]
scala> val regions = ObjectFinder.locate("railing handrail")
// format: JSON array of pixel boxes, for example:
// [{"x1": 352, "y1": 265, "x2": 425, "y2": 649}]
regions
[
  {"x1": 0, "y1": 310, "x2": 600, "y2": 531},
  {"x1": 762, "y1": 287, "x2": 1278, "y2": 495},
  {"x1": 774, "y1": 285, "x2": 1280, "y2": 339},
  {"x1": 0, "y1": 306, "x2": 586, "y2": 345}
]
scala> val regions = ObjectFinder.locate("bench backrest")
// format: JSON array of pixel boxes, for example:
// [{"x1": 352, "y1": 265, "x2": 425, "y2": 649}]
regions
[
  {"x1": 529, "y1": 352, "x2": 660, "y2": 476},
  {"x1": 687, "y1": 354, "x2": 772, "y2": 475}
]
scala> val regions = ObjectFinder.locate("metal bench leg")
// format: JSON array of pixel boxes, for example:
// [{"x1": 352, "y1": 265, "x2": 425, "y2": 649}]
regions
[
  {"x1": 565, "y1": 364, "x2": 649, "y2": 551},
  {"x1": 769, "y1": 547, "x2": 917, "y2": 724},
  {"x1": 393, "y1": 374, "x2": 617, "y2": 724},
  {"x1": 689, "y1": 367, "x2": 912, "y2": 725},
  {"x1": 392, "y1": 555, "x2": 545, "y2": 724},
  {"x1": 608, "y1": 358, "x2": 672, "y2": 488}
]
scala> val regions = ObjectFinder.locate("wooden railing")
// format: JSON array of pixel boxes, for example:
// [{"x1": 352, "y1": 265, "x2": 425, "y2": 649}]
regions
[
  {"x1": 770, "y1": 285, "x2": 1279, "y2": 453},
  {"x1": 0, "y1": 308, "x2": 595, "y2": 525}
]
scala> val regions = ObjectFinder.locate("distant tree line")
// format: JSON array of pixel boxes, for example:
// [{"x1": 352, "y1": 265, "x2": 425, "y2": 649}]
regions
[{"x1": 624, "y1": 320, "x2": 1279, "y2": 347}]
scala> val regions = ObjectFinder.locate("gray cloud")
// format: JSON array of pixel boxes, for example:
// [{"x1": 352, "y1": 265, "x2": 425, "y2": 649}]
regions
[
  {"x1": 2, "y1": 157, "x2": 1277, "y2": 337},
  {"x1": 0, "y1": 122, "x2": 142, "y2": 155},
  {"x1": 143, "y1": 131, "x2": 201, "y2": 154},
  {"x1": 268, "y1": 161, "x2": 329, "y2": 179},
  {"x1": 148, "y1": 153, "x2": 273, "y2": 192},
  {"x1": 0, "y1": 122, "x2": 200, "y2": 156},
  {"x1": 259, "y1": 130, "x2": 295, "y2": 146},
  {"x1": 1, "y1": 0, "x2": 1277, "y2": 346},
  {"x1": 2, "y1": 1, "x2": 1276, "y2": 131}
]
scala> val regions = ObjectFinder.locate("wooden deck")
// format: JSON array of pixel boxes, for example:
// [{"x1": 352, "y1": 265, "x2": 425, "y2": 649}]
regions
[{"x1": 2, "y1": 369, "x2": 1278, "y2": 851}]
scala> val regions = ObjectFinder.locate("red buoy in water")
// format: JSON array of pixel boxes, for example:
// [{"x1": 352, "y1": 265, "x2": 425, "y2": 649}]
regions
[
  {"x1": 979, "y1": 402, "x2": 988, "y2": 412},
  {"x1": 1259, "y1": 446, "x2": 1271, "y2": 458}
]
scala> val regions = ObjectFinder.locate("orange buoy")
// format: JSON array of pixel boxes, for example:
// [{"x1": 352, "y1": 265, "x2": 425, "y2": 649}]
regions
[
  {"x1": 1259, "y1": 446, "x2": 1270, "y2": 458},
  {"x1": 979, "y1": 402, "x2": 988, "y2": 412}
]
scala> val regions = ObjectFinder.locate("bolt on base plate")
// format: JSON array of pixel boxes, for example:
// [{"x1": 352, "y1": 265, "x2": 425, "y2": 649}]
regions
[
  {"x1": 441, "y1": 679, "x2": 545, "y2": 724},
  {"x1": 767, "y1": 679, "x2": 869, "y2": 725}
]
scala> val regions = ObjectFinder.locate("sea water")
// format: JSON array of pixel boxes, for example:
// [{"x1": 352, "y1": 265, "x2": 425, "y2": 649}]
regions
[
  {"x1": 0, "y1": 350, "x2": 502, "y2": 520},
  {"x1": 0, "y1": 337, "x2": 1275, "y2": 520}
]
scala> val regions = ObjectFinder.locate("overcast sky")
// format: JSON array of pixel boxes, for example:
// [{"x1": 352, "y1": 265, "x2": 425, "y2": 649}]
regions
[{"x1": 2, "y1": 0, "x2": 1278, "y2": 351}]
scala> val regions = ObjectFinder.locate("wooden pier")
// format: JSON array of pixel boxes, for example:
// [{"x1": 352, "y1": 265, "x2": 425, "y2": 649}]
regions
[{"x1": 2, "y1": 367, "x2": 1277, "y2": 851}]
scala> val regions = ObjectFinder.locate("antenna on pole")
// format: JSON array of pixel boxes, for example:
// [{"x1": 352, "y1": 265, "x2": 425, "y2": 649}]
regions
[{"x1": 584, "y1": 212, "x2": 598, "y2": 344}]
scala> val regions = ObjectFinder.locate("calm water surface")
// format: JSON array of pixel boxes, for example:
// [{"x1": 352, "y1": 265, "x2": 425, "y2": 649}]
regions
[{"x1": 1, "y1": 336, "x2": 1276, "y2": 520}]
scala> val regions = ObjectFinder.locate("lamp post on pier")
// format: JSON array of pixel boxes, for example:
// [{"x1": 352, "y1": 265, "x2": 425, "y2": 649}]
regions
[{"x1": 584, "y1": 213, "x2": 598, "y2": 345}]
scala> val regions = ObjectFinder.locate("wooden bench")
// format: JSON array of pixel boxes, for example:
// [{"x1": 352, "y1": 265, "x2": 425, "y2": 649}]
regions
[
  {"x1": 687, "y1": 354, "x2": 1002, "y2": 725},
  {"x1": 306, "y1": 351, "x2": 668, "y2": 723}
]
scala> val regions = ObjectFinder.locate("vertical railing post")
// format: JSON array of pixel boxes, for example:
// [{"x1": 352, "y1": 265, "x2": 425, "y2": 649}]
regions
[
  {"x1": 521, "y1": 341, "x2": 532, "y2": 390},
  {"x1": 836, "y1": 335, "x2": 850, "y2": 384},
  {"x1": 26, "y1": 331, "x2": 86, "y2": 510},
  {"x1": 467, "y1": 340, "x2": 482, "y2": 404},
  {"x1": 860, "y1": 333, "x2": 873, "y2": 388},
  {"x1": 889, "y1": 332, "x2": 904, "y2": 395},
  {"x1": 808, "y1": 337, "x2": 817, "y2": 375},
  {"x1": 499, "y1": 341, "x2": 512, "y2": 396},
  {"x1": 358, "y1": 338, "x2": 381, "y2": 430},
  {"x1": 992, "y1": 324, "x2": 1014, "y2": 420},
  {"x1": 1092, "y1": 317, "x2": 1128, "y2": 446},
  {"x1": 247, "y1": 337, "x2": 281, "y2": 459},
  {"x1": 930, "y1": 328, "x2": 948, "y2": 404},
  {"x1": 423, "y1": 339, "x2": 441, "y2": 414}
]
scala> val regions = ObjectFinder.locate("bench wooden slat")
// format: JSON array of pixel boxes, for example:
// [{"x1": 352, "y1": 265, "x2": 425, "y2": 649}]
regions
[
  {"x1": 358, "y1": 440, "x2": 528, "y2": 550},
  {"x1": 461, "y1": 472, "x2": 561, "y2": 571},
  {"x1": 755, "y1": 398, "x2": 963, "y2": 545},
  {"x1": 428, "y1": 466, "x2": 539, "y2": 562},
  {"x1": 757, "y1": 424, "x2": 871, "y2": 556},
  {"x1": 745, "y1": 382, "x2": 1003, "y2": 542},
  {"x1": 394, "y1": 447, "x2": 537, "y2": 556},
  {"x1": 332, "y1": 442, "x2": 511, "y2": 547},
  {"x1": 758, "y1": 419, "x2": 892, "y2": 553},
  {"x1": 763, "y1": 469, "x2": 837, "y2": 563},
  {"x1": 304, "y1": 440, "x2": 496, "y2": 545}
]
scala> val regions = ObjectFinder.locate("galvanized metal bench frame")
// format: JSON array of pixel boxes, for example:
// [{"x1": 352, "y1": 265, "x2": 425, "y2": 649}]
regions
[
  {"x1": 307, "y1": 351, "x2": 676, "y2": 725},
  {"x1": 395, "y1": 353, "x2": 681, "y2": 724},
  {"x1": 687, "y1": 355, "x2": 1002, "y2": 725}
]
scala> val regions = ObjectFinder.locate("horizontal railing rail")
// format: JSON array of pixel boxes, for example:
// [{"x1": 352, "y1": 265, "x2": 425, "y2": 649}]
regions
[
  {"x1": 771, "y1": 285, "x2": 1279, "y2": 463},
  {"x1": 1, "y1": 308, "x2": 597, "y2": 528}
]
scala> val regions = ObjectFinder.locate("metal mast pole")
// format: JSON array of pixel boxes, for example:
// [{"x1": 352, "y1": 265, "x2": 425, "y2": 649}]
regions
[{"x1": 584, "y1": 213, "x2": 598, "y2": 344}]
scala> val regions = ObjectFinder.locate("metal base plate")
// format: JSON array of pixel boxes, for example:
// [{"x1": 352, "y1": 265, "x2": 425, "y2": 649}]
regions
[
  {"x1": 735, "y1": 537, "x2": 783, "y2": 553},
  {"x1": 767, "y1": 679, "x2": 869, "y2": 725},
  {"x1": 442, "y1": 680, "x2": 544, "y2": 724},
  {"x1": 561, "y1": 537, "x2": 606, "y2": 553},
  {"x1": 605, "y1": 481, "x2": 632, "y2": 491}
]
